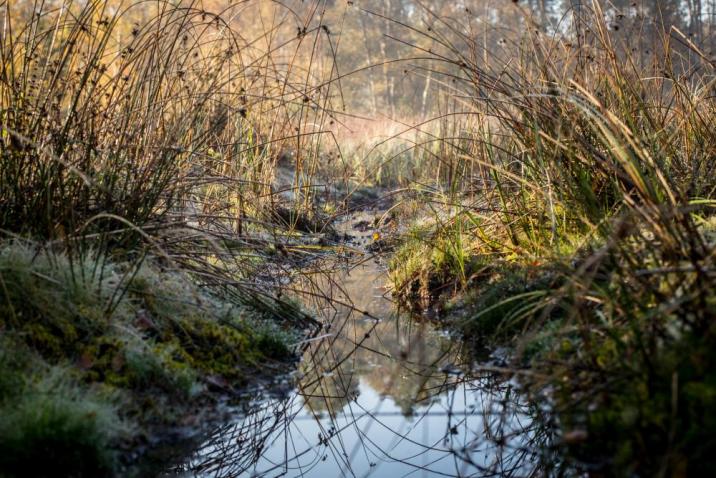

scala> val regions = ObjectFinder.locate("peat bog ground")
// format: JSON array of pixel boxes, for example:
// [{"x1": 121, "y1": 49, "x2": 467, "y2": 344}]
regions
[{"x1": 3, "y1": 1, "x2": 716, "y2": 477}]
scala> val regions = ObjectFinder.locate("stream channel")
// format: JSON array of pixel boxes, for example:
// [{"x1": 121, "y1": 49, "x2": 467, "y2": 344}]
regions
[{"x1": 165, "y1": 213, "x2": 554, "y2": 477}]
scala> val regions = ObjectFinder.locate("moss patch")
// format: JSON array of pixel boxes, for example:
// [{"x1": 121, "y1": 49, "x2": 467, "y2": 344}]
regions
[{"x1": 0, "y1": 241, "x2": 302, "y2": 476}]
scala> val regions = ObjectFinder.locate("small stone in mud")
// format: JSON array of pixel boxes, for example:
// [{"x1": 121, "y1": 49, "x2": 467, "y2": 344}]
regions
[
  {"x1": 563, "y1": 429, "x2": 588, "y2": 444},
  {"x1": 353, "y1": 220, "x2": 371, "y2": 231},
  {"x1": 439, "y1": 364, "x2": 462, "y2": 375}
]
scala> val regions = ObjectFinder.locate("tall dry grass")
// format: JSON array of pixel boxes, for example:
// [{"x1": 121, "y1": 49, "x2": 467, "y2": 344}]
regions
[
  {"x1": 0, "y1": 1, "x2": 338, "y2": 471},
  {"x1": 0, "y1": 0, "x2": 348, "y2": 297},
  {"x1": 387, "y1": 1, "x2": 716, "y2": 474}
]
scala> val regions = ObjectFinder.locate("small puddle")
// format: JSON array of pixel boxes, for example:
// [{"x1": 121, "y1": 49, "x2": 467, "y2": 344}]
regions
[{"x1": 165, "y1": 216, "x2": 554, "y2": 477}]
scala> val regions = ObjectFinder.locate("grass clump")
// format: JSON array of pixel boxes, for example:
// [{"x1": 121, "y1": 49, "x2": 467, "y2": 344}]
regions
[
  {"x1": 0, "y1": 0, "x2": 336, "y2": 244},
  {"x1": 0, "y1": 337, "x2": 126, "y2": 477},
  {"x1": 0, "y1": 1, "x2": 328, "y2": 473},
  {"x1": 389, "y1": 214, "x2": 489, "y2": 310},
  {"x1": 0, "y1": 368, "x2": 125, "y2": 478},
  {"x1": 386, "y1": 2, "x2": 716, "y2": 475},
  {"x1": 0, "y1": 241, "x2": 300, "y2": 475}
]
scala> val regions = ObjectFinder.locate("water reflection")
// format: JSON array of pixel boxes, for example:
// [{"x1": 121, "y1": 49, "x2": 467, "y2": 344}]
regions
[{"x1": 168, "y1": 236, "x2": 557, "y2": 477}]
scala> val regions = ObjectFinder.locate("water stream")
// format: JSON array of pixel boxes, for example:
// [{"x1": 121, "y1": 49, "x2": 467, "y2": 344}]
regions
[{"x1": 165, "y1": 215, "x2": 554, "y2": 477}]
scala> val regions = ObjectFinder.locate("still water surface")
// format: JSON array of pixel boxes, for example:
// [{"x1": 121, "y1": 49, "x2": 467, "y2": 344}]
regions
[{"x1": 168, "y1": 218, "x2": 552, "y2": 477}]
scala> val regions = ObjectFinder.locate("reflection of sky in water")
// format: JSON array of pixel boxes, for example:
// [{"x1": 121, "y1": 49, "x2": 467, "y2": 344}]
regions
[
  {"x1": 170, "y1": 220, "x2": 552, "y2": 477},
  {"x1": 230, "y1": 378, "x2": 540, "y2": 477}
]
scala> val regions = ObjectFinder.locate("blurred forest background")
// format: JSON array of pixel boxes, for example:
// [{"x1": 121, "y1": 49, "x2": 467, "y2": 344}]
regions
[{"x1": 9, "y1": 0, "x2": 714, "y2": 133}]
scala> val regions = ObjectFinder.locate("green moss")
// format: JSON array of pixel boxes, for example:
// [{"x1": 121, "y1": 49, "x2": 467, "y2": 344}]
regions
[
  {"x1": 389, "y1": 225, "x2": 482, "y2": 309},
  {"x1": 0, "y1": 240, "x2": 301, "y2": 476},
  {"x1": 0, "y1": 389, "x2": 121, "y2": 477},
  {"x1": 171, "y1": 317, "x2": 253, "y2": 379},
  {"x1": 123, "y1": 341, "x2": 199, "y2": 397},
  {"x1": 529, "y1": 272, "x2": 716, "y2": 476},
  {"x1": 255, "y1": 331, "x2": 292, "y2": 360},
  {"x1": 0, "y1": 349, "x2": 127, "y2": 478},
  {"x1": 558, "y1": 336, "x2": 716, "y2": 475}
]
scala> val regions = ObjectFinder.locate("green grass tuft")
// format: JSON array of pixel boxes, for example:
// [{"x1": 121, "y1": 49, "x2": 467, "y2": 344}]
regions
[{"x1": 0, "y1": 241, "x2": 300, "y2": 475}]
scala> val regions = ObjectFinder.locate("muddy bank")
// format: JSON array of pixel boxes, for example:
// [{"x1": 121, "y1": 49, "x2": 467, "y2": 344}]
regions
[{"x1": 0, "y1": 241, "x2": 312, "y2": 477}]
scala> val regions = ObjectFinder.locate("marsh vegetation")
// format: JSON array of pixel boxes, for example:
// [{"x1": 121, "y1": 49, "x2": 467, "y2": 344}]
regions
[{"x1": 2, "y1": 0, "x2": 716, "y2": 476}]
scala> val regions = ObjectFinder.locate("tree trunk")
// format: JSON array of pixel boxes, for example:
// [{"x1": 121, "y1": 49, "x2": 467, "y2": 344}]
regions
[
  {"x1": 420, "y1": 69, "x2": 432, "y2": 119},
  {"x1": 358, "y1": 12, "x2": 378, "y2": 115}
]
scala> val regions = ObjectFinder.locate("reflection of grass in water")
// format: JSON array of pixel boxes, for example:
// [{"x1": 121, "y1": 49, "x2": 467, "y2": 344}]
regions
[
  {"x1": 291, "y1": 257, "x2": 465, "y2": 417},
  {"x1": 299, "y1": 313, "x2": 456, "y2": 418},
  {"x1": 173, "y1": 258, "x2": 560, "y2": 477},
  {"x1": 179, "y1": 366, "x2": 555, "y2": 476}
]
